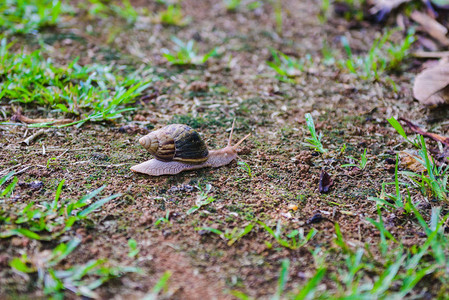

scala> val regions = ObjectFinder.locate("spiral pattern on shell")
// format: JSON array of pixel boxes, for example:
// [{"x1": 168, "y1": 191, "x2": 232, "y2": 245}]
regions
[{"x1": 139, "y1": 124, "x2": 209, "y2": 164}]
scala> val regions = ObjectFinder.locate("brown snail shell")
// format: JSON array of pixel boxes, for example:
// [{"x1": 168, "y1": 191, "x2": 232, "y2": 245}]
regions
[{"x1": 138, "y1": 124, "x2": 209, "y2": 164}]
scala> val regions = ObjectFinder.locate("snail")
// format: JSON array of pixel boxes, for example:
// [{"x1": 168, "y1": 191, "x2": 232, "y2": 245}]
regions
[{"x1": 130, "y1": 121, "x2": 250, "y2": 176}]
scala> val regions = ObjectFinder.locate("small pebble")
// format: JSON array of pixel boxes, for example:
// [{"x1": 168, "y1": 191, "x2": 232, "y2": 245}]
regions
[
  {"x1": 168, "y1": 184, "x2": 194, "y2": 193},
  {"x1": 30, "y1": 181, "x2": 43, "y2": 190}
]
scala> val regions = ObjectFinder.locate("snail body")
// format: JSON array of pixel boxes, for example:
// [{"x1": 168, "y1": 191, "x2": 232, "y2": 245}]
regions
[{"x1": 131, "y1": 122, "x2": 250, "y2": 176}]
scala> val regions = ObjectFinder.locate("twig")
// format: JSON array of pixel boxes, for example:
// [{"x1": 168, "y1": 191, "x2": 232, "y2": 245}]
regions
[
  {"x1": 56, "y1": 149, "x2": 69, "y2": 158},
  {"x1": 399, "y1": 117, "x2": 449, "y2": 147},
  {"x1": 412, "y1": 51, "x2": 449, "y2": 58},
  {"x1": 14, "y1": 166, "x2": 33, "y2": 175},
  {"x1": 21, "y1": 129, "x2": 46, "y2": 146},
  {"x1": 0, "y1": 163, "x2": 52, "y2": 177},
  {"x1": 11, "y1": 111, "x2": 74, "y2": 125},
  {"x1": 72, "y1": 161, "x2": 90, "y2": 165},
  {"x1": 4, "y1": 147, "x2": 95, "y2": 152},
  {"x1": 0, "y1": 164, "x2": 23, "y2": 176}
]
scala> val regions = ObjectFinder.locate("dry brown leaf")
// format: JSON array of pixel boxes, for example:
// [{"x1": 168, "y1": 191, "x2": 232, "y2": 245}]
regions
[
  {"x1": 410, "y1": 11, "x2": 449, "y2": 46},
  {"x1": 318, "y1": 170, "x2": 333, "y2": 194},
  {"x1": 413, "y1": 62, "x2": 449, "y2": 106},
  {"x1": 399, "y1": 151, "x2": 427, "y2": 173},
  {"x1": 188, "y1": 81, "x2": 208, "y2": 92}
]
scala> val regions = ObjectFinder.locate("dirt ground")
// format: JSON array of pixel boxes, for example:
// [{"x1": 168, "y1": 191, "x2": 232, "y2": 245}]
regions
[{"x1": 2, "y1": 0, "x2": 449, "y2": 299}]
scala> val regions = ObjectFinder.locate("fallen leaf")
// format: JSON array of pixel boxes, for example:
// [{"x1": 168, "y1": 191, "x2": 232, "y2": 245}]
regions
[
  {"x1": 399, "y1": 151, "x2": 427, "y2": 173},
  {"x1": 319, "y1": 171, "x2": 333, "y2": 194},
  {"x1": 188, "y1": 81, "x2": 208, "y2": 92},
  {"x1": 410, "y1": 11, "x2": 449, "y2": 46},
  {"x1": 399, "y1": 118, "x2": 449, "y2": 147},
  {"x1": 412, "y1": 62, "x2": 449, "y2": 107}
]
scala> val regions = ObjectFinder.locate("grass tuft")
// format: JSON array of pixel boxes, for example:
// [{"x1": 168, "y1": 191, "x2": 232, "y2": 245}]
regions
[
  {"x1": 163, "y1": 36, "x2": 218, "y2": 66},
  {"x1": 303, "y1": 113, "x2": 327, "y2": 153},
  {"x1": 339, "y1": 28, "x2": 415, "y2": 81},
  {"x1": 266, "y1": 49, "x2": 308, "y2": 83},
  {"x1": 0, "y1": 38, "x2": 154, "y2": 127},
  {"x1": 0, "y1": 183, "x2": 121, "y2": 240},
  {"x1": 10, "y1": 238, "x2": 141, "y2": 298},
  {"x1": 154, "y1": 4, "x2": 190, "y2": 26},
  {"x1": 0, "y1": 0, "x2": 63, "y2": 35}
]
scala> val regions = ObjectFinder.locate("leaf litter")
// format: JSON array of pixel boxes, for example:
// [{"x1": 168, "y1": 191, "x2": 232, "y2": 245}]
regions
[{"x1": 413, "y1": 62, "x2": 449, "y2": 107}]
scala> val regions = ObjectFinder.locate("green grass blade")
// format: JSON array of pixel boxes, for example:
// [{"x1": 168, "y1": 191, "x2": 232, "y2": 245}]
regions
[
  {"x1": 0, "y1": 228, "x2": 41, "y2": 240},
  {"x1": 0, "y1": 171, "x2": 15, "y2": 186},
  {"x1": 50, "y1": 238, "x2": 81, "y2": 266},
  {"x1": 272, "y1": 259, "x2": 290, "y2": 300},
  {"x1": 52, "y1": 179, "x2": 65, "y2": 212},
  {"x1": 75, "y1": 185, "x2": 107, "y2": 207},
  {"x1": 77, "y1": 193, "x2": 121, "y2": 217},
  {"x1": 10, "y1": 257, "x2": 35, "y2": 273},
  {"x1": 1, "y1": 176, "x2": 18, "y2": 197},
  {"x1": 387, "y1": 117, "x2": 409, "y2": 142},
  {"x1": 293, "y1": 267, "x2": 326, "y2": 300}
]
